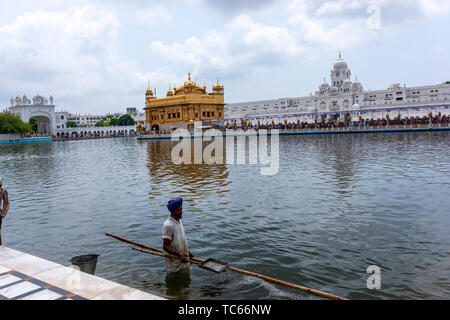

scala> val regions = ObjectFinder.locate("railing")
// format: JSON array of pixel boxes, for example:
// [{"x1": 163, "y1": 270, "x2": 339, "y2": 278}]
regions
[
  {"x1": 138, "y1": 123, "x2": 450, "y2": 138},
  {"x1": 276, "y1": 123, "x2": 450, "y2": 134},
  {"x1": 55, "y1": 132, "x2": 137, "y2": 141}
]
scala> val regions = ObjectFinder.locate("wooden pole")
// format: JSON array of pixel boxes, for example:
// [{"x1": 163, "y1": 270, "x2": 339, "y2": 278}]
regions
[
  {"x1": 132, "y1": 247, "x2": 199, "y2": 265},
  {"x1": 106, "y1": 232, "x2": 205, "y2": 263},
  {"x1": 106, "y1": 233, "x2": 349, "y2": 300},
  {"x1": 106, "y1": 233, "x2": 165, "y2": 254}
]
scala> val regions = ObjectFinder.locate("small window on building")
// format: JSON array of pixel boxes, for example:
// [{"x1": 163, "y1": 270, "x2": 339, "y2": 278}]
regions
[
  {"x1": 207, "y1": 111, "x2": 210, "y2": 117},
  {"x1": 177, "y1": 112, "x2": 180, "y2": 118},
  {"x1": 211, "y1": 112, "x2": 215, "y2": 117},
  {"x1": 203, "y1": 111, "x2": 206, "y2": 117},
  {"x1": 168, "y1": 113, "x2": 171, "y2": 119}
]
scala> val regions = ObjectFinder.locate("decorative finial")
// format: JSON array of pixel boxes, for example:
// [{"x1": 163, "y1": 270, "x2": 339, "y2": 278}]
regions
[
  {"x1": 339, "y1": 51, "x2": 342, "y2": 60},
  {"x1": 188, "y1": 72, "x2": 191, "y2": 81}
]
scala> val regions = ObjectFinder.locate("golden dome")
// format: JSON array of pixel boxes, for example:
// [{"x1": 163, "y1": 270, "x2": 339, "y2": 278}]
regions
[
  {"x1": 213, "y1": 79, "x2": 223, "y2": 91},
  {"x1": 167, "y1": 86, "x2": 174, "y2": 97},
  {"x1": 146, "y1": 86, "x2": 153, "y2": 96},
  {"x1": 174, "y1": 73, "x2": 207, "y2": 96}
]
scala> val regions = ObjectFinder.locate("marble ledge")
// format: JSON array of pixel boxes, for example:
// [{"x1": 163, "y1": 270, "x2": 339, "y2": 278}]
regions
[{"x1": 0, "y1": 246, "x2": 164, "y2": 300}]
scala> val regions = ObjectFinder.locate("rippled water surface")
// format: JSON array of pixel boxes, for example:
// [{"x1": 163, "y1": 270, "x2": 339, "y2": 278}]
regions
[{"x1": 1, "y1": 132, "x2": 449, "y2": 300}]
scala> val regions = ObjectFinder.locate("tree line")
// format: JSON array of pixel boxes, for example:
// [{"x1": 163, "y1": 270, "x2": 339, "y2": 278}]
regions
[{"x1": 0, "y1": 113, "x2": 33, "y2": 134}]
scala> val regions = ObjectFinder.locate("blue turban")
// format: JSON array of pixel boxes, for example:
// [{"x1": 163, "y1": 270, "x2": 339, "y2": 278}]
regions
[{"x1": 167, "y1": 198, "x2": 183, "y2": 213}]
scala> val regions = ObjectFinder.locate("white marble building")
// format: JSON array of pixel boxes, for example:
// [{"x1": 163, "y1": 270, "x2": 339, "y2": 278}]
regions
[
  {"x1": 224, "y1": 54, "x2": 450, "y2": 124},
  {"x1": 7, "y1": 94, "x2": 69, "y2": 134},
  {"x1": 67, "y1": 114, "x2": 107, "y2": 126}
]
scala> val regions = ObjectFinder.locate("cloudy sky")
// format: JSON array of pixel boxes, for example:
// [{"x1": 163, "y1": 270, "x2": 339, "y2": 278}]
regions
[{"x1": 0, "y1": 0, "x2": 449, "y2": 114}]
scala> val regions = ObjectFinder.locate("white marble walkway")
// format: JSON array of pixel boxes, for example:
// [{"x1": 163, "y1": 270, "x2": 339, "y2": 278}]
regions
[{"x1": 0, "y1": 246, "x2": 164, "y2": 300}]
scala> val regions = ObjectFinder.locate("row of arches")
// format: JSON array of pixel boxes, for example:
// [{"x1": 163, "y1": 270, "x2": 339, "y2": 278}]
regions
[{"x1": 319, "y1": 100, "x2": 350, "y2": 112}]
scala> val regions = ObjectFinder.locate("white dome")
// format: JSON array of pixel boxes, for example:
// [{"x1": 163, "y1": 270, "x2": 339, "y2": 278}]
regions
[
  {"x1": 352, "y1": 103, "x2": 360, "y2": 109},
  {"x1": 333, "y1": 60, "x2": 348, "y2": 69},
  {"x1": 352, "y1": 80, "x2": 363, "y2": 92},
  {"x1": 320, "y1": 82, "x2": 330, "y2": 89},
  {"x1": 343, "y1": 79, "x2": 352, "y2": 87}
]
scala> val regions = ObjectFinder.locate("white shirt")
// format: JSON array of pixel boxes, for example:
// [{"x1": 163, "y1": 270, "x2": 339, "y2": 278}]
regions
[{"x1": 162, "y1": 216, "x2": 190, "y2": 273}]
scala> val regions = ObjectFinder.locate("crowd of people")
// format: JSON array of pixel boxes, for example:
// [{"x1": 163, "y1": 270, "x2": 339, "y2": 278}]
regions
[
  {"x1": 54, "y1": 130, "x2": 136, "y2": 140},
  {"x1": 224, "y1": 114, "x2": 450, "y2": 131}
]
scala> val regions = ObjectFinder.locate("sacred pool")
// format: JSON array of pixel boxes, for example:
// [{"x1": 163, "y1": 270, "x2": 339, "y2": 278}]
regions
[{"x1": 0, "y1": 132, "x2": 449, "y2": 300}]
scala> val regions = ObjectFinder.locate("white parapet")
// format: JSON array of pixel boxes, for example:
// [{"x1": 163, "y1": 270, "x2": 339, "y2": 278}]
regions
[{"x1": 0, "y1": 246, "x2": 164, "y2": 300}]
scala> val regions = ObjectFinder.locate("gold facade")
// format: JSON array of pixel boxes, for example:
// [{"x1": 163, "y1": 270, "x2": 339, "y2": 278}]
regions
[{"x1": 144, "y1": 74, "x2": 224, "y2": 130}]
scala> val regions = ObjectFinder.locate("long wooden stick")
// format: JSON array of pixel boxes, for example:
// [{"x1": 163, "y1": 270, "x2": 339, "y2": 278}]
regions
[
  {"x1": 132, "y1": 247, "x2": 200, "y2": 264},
  {"x1": 106, "y1": 232, "x2": 206, "y2": 264},
  {"x1": 106, "y1": 233, "x2": 349, "y2": 300},
  {"x1": 106, "y1": 233, "x2": 165, "y2": 254}
]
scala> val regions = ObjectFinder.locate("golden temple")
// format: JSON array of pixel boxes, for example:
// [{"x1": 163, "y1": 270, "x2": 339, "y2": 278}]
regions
[{"x1": 144, "y1": 73, "x2": 224, "y2": 131}]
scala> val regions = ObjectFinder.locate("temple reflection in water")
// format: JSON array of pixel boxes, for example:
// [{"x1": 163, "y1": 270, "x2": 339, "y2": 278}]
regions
[{"x1": 144, "y1": 140, "x2": 230, "y2": 213}]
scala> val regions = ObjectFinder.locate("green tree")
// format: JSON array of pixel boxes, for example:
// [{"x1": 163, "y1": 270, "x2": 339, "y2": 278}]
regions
[
  {"x1": 0, "y1": 113, "x2": 32, "y2": 134},
  {"x1": 95, "y1": 120, "x2": 106, "y2": 127},
  {"x1": 29, "y1": 117, "x2": 38, "y2": 133},
  {"x1": 109, "y1": 118, "x2": 120, "y2": 126},
  {"x1": 66, "y1": 121, "x2": 77, "y2": 128},
  {"x1": 118, "y1": 114, "x2": 136, "y2": 126}
]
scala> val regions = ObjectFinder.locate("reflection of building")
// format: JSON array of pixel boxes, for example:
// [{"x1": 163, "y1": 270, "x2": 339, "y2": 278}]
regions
[
  {"x1": 8, "y1": 94, "x2": 67, "y2": 134},
  {"x1": 145, "y1": 140, "x2": 229, "y2": 203},
  {"x1": 225, "y1": 53, "x2": 450, "y2": 124},
  {"x1": 144, "y1": 74, "x2": 225, "y2": 132}
]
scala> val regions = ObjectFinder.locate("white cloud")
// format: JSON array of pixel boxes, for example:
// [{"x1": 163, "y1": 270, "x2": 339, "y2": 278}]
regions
[
  {"x1": 419, "y1": 0, "x2": 450, "y2": 16},
  {"x1": 149, "y1": 0, "x2": 450, "y2": 89},
  {"x1": 135, "y1": 6, "x2": 173, "y2": 25},
  {"x1": 151, "y1": 14, "x2": 303, "y2": 78},
  {"x1": 315, "y1": 0, "x2": 366, "y2": 16},
  {"x1": 1, "y1": 0, "x2": 449, "y2": 111},
  {"x1": 0, "y1": 5, "x2": 151, "y2": 113}
]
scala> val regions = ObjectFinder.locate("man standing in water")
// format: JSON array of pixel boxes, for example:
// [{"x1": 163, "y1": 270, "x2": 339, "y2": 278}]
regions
[
  {"x1": 0, "y1": 177, "x2": 10, "y2": 246},
  {"x1": 162, "y1": 198, "x2": 195, "y2": 298},
  {"x1": 162, "y1": 198, "x2": 194, "y2": 273}
]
